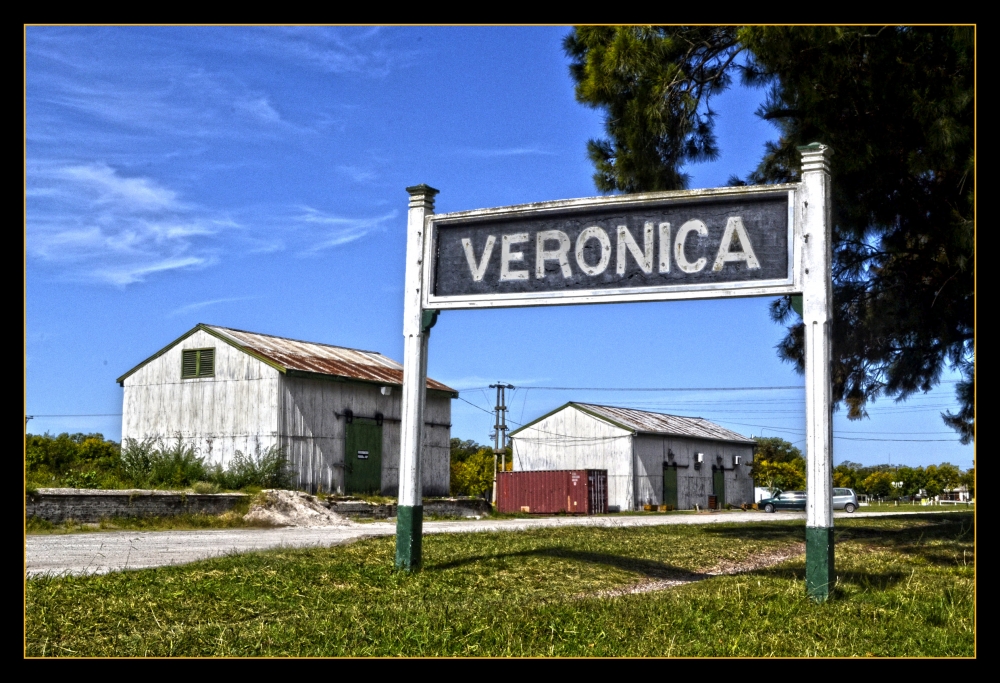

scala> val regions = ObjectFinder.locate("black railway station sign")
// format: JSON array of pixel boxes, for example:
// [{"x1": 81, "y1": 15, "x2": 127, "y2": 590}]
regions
[{"x1": 424, "y1": 185, "x2": 798, "y2": 309}]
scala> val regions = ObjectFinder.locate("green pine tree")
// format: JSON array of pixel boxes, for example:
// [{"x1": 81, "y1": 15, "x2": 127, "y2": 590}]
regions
[{"x1": 565, "y1": 26, "x2": 974, "y2": 443}]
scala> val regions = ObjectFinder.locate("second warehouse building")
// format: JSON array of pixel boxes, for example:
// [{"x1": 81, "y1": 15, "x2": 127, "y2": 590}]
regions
[{"x1": 510, "y1": 403, "x2": 755, "y2": 511}]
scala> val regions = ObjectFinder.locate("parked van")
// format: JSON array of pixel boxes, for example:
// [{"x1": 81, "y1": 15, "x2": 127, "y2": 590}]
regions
[
  {"x1": 759, "y1": 488, "x2": 858, "y2": 513},
  {"x1": 832, "y1": 488, "x2": 859, "y2": 513}
]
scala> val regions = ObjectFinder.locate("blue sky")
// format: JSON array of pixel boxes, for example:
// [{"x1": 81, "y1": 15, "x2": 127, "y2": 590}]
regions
[{"x1": 25, "y1": 26, "x2": 973, "y2": 469}]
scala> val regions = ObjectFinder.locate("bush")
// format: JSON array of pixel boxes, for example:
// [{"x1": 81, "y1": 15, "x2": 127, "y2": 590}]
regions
[
  {"x1": 27, "y1": 432, "x2": 294, "y2": 492},
  {"x1": 210, "y1": 445, "x2": 294, "y2": 490},
  {"x1": 119, "y1": 437, "x2": 158, "y2": 485},
  {"x1": 450, "y1": 448, "x2": 496, "y2": 499},
  {"x1": 146, "y1": 437, "x2": 207, "y2": 487},
  {"x1": 26, "y1": 432, "x2": 121, "y2": 487}
]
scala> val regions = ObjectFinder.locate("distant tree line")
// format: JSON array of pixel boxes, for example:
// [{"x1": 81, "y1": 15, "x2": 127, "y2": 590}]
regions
[
  {"x1": 750, "y1": 435, "x2": 973, "y2": 499},
  {"x1": 25, "y1": 432, "x2": 294, "y2": 492},
  {"x1": 449, "y1": 438, "x2": 509, "y2": 500},
  {"x1": 833, "y1": 461, "x2": 972, "y2": 500}
]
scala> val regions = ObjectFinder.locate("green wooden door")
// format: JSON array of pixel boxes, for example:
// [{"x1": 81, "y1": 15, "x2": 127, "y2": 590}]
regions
[
  {"x1": 662, "y1": 464, "x2": 678, "y2": 509},
  {"x1": 345, "y1": 421, "x2": 383, "y2": 494},
  {"x1": 713, "y1": 467, "x2": 726, "y2": 508}
]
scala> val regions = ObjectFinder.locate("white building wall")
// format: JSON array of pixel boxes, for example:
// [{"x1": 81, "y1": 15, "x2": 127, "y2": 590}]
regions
[
  {"x1": 418, "y1": 401, "x2": 453, "y2": 498},
  {"x1": 511, "y1": 407, "x2": 635, "y2": 511},
  {"x1": 511, "y1": 407, "x2": 754, "y2": 511},
  {"x1": 121, "y1": 330, "x2": 281, "y2": 467},
  {"x1": 635, "y1": 436, "x2": 755, "y2": 509},
  {"x1": 279, "y1": 376, "x2": 451, "y2": 495},
  {"x1": 122, "y1": 330, "x2": 452, "y2": 495}
]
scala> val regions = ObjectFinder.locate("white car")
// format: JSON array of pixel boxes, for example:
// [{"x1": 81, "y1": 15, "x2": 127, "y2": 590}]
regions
[{"x1": 832, "y1": 488, "x2": 858, "y2": 513}]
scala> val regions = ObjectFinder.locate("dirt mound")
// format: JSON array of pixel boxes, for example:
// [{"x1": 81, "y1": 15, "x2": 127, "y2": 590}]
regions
[{"x1": 243, "y1": 490, "x2": 354, "y2": 528}]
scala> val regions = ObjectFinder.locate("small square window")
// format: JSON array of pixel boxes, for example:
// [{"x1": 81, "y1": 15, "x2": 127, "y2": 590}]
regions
[{"x1": 181, "y1": 348, "x2": 215, "y2": 378}]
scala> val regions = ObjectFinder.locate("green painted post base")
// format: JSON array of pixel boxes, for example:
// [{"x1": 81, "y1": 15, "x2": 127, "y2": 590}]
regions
[
  {"x1": 806, "y1": 526, "x2": 835, "y2": 601},
  {"x1": 395, "y1": 505, "x2": 423, "y2": 571}
]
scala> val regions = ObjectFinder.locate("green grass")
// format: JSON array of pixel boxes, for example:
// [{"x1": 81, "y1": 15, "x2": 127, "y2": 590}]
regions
[
  {"x1": 25, "y1": 513, "x2": 974, "y2": 657},
  {"x1": 861, "y1": 503, "x2": 974, "y2": 513}
]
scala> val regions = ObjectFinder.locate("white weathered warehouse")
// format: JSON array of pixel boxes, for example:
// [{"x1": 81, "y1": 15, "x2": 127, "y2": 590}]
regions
[
  {"x1": 509, "y1": 403, "x2": 755, "y2": 511},
  {"x1": 117, "y1": 324, "x2": 457, "y2": 495}
]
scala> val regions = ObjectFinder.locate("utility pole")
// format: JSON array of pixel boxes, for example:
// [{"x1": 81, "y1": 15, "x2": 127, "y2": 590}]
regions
[{"x1": 490, "y1": 382, "x2": 514, "y2": 503}]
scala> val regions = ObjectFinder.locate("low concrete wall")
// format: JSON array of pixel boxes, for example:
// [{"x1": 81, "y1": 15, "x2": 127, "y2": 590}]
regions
[
  {"x1": 26, "y1": 489, "x2": 248, "y2": 523},
  {"x1": 328, "y1": 500, "x2": 397, "y2": 519},
  {"x1": 425, "y1": 497, "x2": 492, "y2": 518}
]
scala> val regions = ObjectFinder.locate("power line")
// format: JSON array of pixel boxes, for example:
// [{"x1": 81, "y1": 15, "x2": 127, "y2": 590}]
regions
[
  {"x1": 459, "y1": 396, "x2": 494, "y2": 415},
  {"x1": 834, "y1": 436, "x2": 961, "y2": 442},
  {"x1": 516, "y1": 385, "x2": 805, "y2": 392},
  {"x1": 27, "y1": 413, "x2": 122, "y2": 417}
]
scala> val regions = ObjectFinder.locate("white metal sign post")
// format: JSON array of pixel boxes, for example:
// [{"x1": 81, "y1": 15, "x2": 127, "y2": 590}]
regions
[
  {"x1": 799, "y1": 144, "x2": 835, "y2": 600},
  {"x1": 396, "y1": 184, "x2": 438, "y2": 570},
  {"x1": 397, "y1": 146, "x2": 834, "y2": 599}
]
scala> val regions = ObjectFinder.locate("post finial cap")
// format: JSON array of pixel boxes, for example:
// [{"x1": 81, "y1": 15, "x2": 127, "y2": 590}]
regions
[
  {"x1": 797, "y1": 142, "x2": 832, "y2": 174},
  {"x1": 405, "y1": 184, "x2": 440, "y2": 197},
  {"x1": 796, "y1": 142, "x2": 832, "y2": 154}
]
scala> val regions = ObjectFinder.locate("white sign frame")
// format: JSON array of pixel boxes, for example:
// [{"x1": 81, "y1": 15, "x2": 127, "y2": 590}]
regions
[
  {"x1": 397, "y1": 144, "x2": 833, "y2": 601},
  {"x1": 423, "y1": 184, "x2": 800, "y2": 310}
]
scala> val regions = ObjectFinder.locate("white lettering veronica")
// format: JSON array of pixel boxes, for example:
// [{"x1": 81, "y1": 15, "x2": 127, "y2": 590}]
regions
[
  {"x1": 617, "y1": 223, "x2": 654, "y2": 275},
  {"x1": 536, "y1": 230, "x2": 573, "y2": 278},
  {"x1": 674, "y1": 220, "x2": 708, "y2": 273},
  {"x1": 500, "y1": 233, "x2": 530, "y2": 281},
  {"x1": 712, "y1": 216, "x2": 761, "y2": 271},
  {"x1": 461, "y1": 236, "x2": 495, "y2": 282},
  {"x1": 575, "y1": 226, "x2": 612, "y2": 276},
  {"x1": 658, "y1": 222, "x2": 670, "y2": 273}
]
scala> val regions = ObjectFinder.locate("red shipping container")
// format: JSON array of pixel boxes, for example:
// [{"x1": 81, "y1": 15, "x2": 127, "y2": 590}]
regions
[{"x1": 497, "y1": 470, "x2": 608, "y2": 515}]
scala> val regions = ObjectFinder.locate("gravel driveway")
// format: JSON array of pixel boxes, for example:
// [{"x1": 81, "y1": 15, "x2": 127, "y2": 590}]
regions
[{"x1": 25, "y1": 510, "x2": 949, "y2": 577}]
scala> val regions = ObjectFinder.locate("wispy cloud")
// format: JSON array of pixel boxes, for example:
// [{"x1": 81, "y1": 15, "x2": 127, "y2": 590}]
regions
[
  {"x1": 25, "y1": 28, "x2": 414, "y2": 284},
  {"x1": 294, "y1": 207, "x2": 398, "y2": 254},
  {"x1": 240, "y1": 27, "x2": 414, "y2": 77},
  {"x1": 234, "y1": 96, "x2": 282, "y2": 124},
  {"x1": 167, "y1": 296, "x2": 259, "y2": 317},
  {"x1": 452, "y1": 147, "x2": 556, "y2": 158},
  {"x1": 27, "y1": 34, "x2": 321, "y2": 149},
  {"x1": 27, "y1": 162, "x2": 229, "y2": 285},
  {"x1": 96, "y1": 257, "x2": 214, "y2": 287},
  {"x1": 336, "y1": 165, "x2": 377, "y2": 183},
  {"x1": 59, "y1": 163, "x2": 181, "y2": 210}
]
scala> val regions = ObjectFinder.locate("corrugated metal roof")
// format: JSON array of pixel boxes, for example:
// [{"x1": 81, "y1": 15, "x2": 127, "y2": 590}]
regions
[
  {"x1": 572, "y1": 403, "x2": 754, "y2": 443},
  {"x1": 207, "y1": 325, "x2": 455, "y2": 393}
]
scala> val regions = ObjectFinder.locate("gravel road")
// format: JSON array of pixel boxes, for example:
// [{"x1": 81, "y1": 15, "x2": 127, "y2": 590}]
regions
[{"x1": 25, "y1": 510, "x2": 954, "y2": 577}]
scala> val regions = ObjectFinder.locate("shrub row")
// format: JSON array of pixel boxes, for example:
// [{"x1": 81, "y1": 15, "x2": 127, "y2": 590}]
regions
[{"x1": 26, "y1": 432, "x2": 294, "y2": 491}]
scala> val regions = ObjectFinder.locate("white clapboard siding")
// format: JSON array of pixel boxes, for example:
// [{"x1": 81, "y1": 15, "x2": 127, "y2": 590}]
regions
[
  {"x1": 121, "y1": 329, "x2": 281, "y2": 467},
  {"x1": 420, "y1": 396, "x2": 452, "y2": 497},
  {"x1": 634, "y1": 435, "x2": 754, "y2": 509},
  {"x1": 511, "y1": 407, "x2": 635, "y2": 510},
  {"x1": 122, "y1": 327, "x2": 453, "y2": 495},
  {"x1": 511, "y1": 404, "x2": 755, "y2": 511},
  {"x1": 280, "y1": 375, "x2": 452, "y2": 495}
]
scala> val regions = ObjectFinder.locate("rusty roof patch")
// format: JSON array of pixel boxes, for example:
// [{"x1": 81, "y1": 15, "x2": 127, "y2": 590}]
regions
[
  {"x1": 208, "y1": 325, "x2": 455, "y2": 393},
  {"x1": 573, "y1": 403, "x2": 754, "y2": 443}
]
